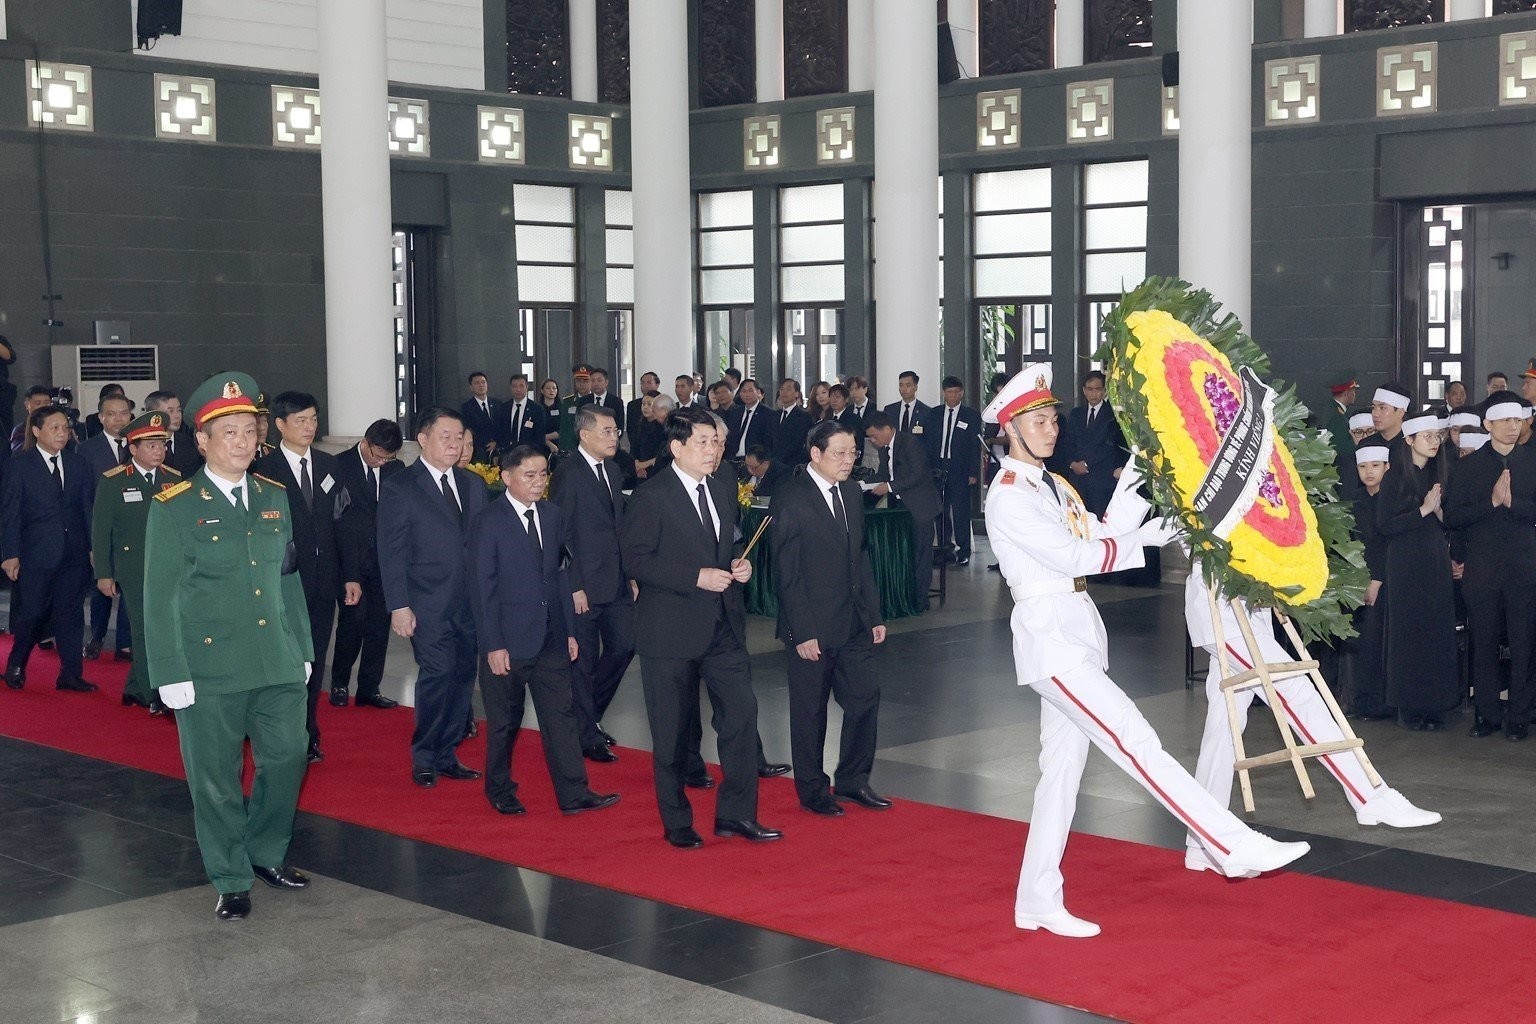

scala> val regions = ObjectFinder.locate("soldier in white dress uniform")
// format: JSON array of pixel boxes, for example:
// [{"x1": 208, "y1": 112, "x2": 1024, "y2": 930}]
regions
[
  {"x1": 1183, "y1": 561, "x2": 1441, "y2": 873},
  {"x1": 983, "y1": 364, "x2": 1311, "y2": 939}
]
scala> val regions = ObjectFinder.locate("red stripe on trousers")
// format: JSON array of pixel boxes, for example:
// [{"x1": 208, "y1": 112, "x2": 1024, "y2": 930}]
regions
[
  {"x1": 1049, "y1": 675, "x2": 1231, "y2": 856},
  {"x1": 1221, "y1": 644, "x2": 1367, "y2": 806}
]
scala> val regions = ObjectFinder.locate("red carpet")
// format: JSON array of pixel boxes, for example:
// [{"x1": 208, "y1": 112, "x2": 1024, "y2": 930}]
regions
[{"x1": 3, "y1": 645, "x2": 1531, "y2": 1024}]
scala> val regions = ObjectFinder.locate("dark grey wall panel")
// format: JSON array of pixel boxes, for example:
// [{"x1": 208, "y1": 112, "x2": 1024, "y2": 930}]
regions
[{"x1": 1381, "y1": 124, "x2": 1536, "y2": 201}]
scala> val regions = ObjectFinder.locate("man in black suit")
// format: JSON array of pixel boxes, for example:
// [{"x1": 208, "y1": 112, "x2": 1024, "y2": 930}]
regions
[
  {"x1": 724, "y1": 379, "x2": 772, "y2": 465},
  {"x1": 80, "y1": 391, "x2": 135, "y2": 660},
  {"x1": 620, "y1": 406, "x2": 781, "y2": 848},
  {"x1": 626, "y1": 371, "x2": 661, "y2": 438},
  {"x1": 927, "y1": 376, "x2": 983, "y2": 565},
  {"x1": 864, "y1": 411, "x2": 942, "y2": 611},
  {"x1": 1061, "y1": 370, "x2": 1129, "y2": 519},
  {"x1": 550, "y1": 405, "x2": 636, "y2": 762},
  {"x1": 1, "y1": 406, "x2": 95, "y2": 691},
  {"x1": 255, "y1": 391, "x2": 357, "y2": 764},
  {"x1": 10, "y1": 386, "x2": 53, "y2": 454},
  {"x1": 331, "y1": 419, "x2": 405, "y2": 710},
  {"x1": 770, "y1": 378, "x2": 813, "y2": 467},
  {"x1": 144, "y1": 390, "x2": 203, "y2": 477},
  {"x1": 673, "y1": 374, "x2": 702, "y2": 410},
  {"x1": 828, "y1": 383, "x2": 864, "y2": 455},
  {"x1": 379, "y1": 408, "x2": 488, "y2": 787},
  {"x1": 467, "y1": 445, "x2": 621, "y2": 816},
  {"x1": 587, "y1": 368, "x2": 626, "y2": 423},
  {"x1": 497, "y1": 373, "x2": 547, "y2": 452},
  {"x1": 773, "y1": 421, "x2": 890, "y2": 815},
  {"x1": 460, "y1": 371, "x2": 501, "y2": 463},
  {"x1": 883, "y1": 370, "x2": 931, "y2": 438},
  {"x1": 742, "y1": 446, "x2": 788, "y2": 498}
]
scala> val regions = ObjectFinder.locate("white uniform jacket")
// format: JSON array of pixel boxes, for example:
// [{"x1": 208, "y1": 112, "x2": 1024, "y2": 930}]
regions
[
  {"x1": 1183, "y1": 555, "x2": 1271, "y2": 652},
  {"x1": 985, "y1": 455, "x2": 1152, "y2": 684}
]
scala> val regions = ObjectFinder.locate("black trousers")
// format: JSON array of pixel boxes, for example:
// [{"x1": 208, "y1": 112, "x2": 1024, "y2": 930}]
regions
[
  {"x1": 331, "y1": 575, "x2": 389, "y2": 699},
  {"x1": 785, "y1": 630, "x2": 880, "y2": 804},
  {"x1": 570, "y1": 598, "x2": 635, "y2": 749},
  {"x1": 409, "y1": 602, "x2": 477, "y2": 771},
  {"x1": 936, "y1": 464, "x2": 973, "y2": 558},
  {"x1": 481, "y1": 626, "x2": 590, "y2": 806},
  {"x1": 9, "y1": 557, "x2": 87, "y2": 680},
  {"x1": 909, "y1": 511, "x2": 937, "y2": 608},
  {"x1": 641, "y1": 617, "x2": 758, "y2": 830},
  {"x1": 1466, "y1": 574, "x2": 1536, "y2": 723},
  {"x1": 302, "y1": 590, "x2": 336, "y2": 748}
]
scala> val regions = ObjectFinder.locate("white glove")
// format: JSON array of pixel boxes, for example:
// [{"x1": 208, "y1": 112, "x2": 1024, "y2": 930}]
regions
[
  {"x1": 303, "y1": 662, "x2": 312, "y2": 680},
  {"x1": 1137, "y1": 516, "x2": 1183, "y2": 549},
  {"x1": 159, "y1": 681, "x2": 196, "y2": 709},
  {"x1": 1115, "y1": 452, "x2": 1146, "y2": 497}
]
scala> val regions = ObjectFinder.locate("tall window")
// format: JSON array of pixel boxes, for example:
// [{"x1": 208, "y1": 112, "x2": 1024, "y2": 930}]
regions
[
  {"x1": 973, "y1": 169, "x2": 1052, "y2": 379},
  {"x1": 1419, "y1": 205, "x2": 1465, "y2": 401},
  {"x1": 780, "y1": 183, "x2": 845, "y2": 385},
  {"x1": 697, "y1": 190, "x2": 755, "y2": 381},
  {"x1": 506, "y1": 0, "x2": 571, "y2": 97},
  {"x1": 695, "y1": 0, "x2": 757, "y2": 107},
  {"x1": 784, "y1": 0, "x2": 849, "y2": 97},
  {"x1": 515, "y1": 184, "x2": 578, "y2": 380},
  {"x1": 1081, "y1": 159, "x2": 1148, "y2": 371},
  {"x1": 605, "y1": 190, "x2": 636, "y2": 397}
]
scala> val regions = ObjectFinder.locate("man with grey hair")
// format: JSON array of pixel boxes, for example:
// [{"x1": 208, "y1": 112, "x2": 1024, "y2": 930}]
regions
[{"x1": 144, "y1": 390, "x2": 202, "y2": 476}]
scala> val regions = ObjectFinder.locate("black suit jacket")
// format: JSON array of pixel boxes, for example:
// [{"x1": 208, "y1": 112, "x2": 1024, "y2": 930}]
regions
[
  {"x1": 254, "y1": 447, "x2": 347, "y2": 599},
  {"x1": 460, "y1": 397, "x2": 502, "y2": 450},
  {"x1": 772, "y1": 467, "x2": 882, "y2": 648},
  {"x1": 588, "y1": 393, "x2": 624, "y2": 424},
  {"x1": 747, "y1": 458, "x2": 790, "y2": 498},
  {"x1": 925, "y1": 404, "x2": 983, "y2": 472},
  {"x1": 883, "y1": 400, "x2": 932, "y2": 436},
  {"x1": 334, "y1": 444, "x2": 405, "y2": 583},
  {"x1": 1445, "y1": 443, "x2": 1536, "y2": 582},
  {"x1": 724, "y1": 402, "x2": 773, "y2": 460},
  {"x1": 770, "y1": 406, "x2": 814, "y2": 466},
  {"x1": 0, "y1": 446, "x2": 94, "y2": 570},
  {"x1": 550, "y1": 452, "x2": 629, "y2": 605},
  {"x1": 496, "y1": 398, "x2": 548, "y2": 451},
  {"x1": 467, "y1": 497, "x2": 576, "y2": 660},
  {"x1": 164, "y1": 424, "x2": 203, "y2": 476},
  {"x1": 79, "y1": 432, "x2": 129, "y2": 479},
  {"x1": 887, "y1": 431, "x2": 942, "y2": 523},
  {"x1": 377, "y1": 459, "x2": 488, "y2": 619},
  {"x1": 621, "y1": 467, "x2": 746, "y2": 660},
  {"x1": 1062, "y1": 403, "x2": 1128, "y2": 514}
]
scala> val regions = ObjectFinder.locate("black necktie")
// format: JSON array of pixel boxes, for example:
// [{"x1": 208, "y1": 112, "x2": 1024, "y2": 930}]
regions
[
  {"x1": 878, "y1": 445, "x2": 891, "y2": 481},
  {"x1": 1041, "y1": 472, "x2": 1060, "y2": 503},
  {"x1": 738, "y1": 408, "x2": 752, "y2": 456},
  {"x1": 299, "y1": 456, "x2": 314, "y2": 508},
  {"x1": 780, "y1": 409, "x2": 789, "y2": 425},
  {"x1": 1088, "y1": 406, "x2": 1097, "y2": 427},
  {"x1": 144, "y1": 471, "x2": 155, "y2": 489},
  {"x1": 231, "y1": 484, "x2": 244, "y2": 511},
  {"x1": 524, "y1": 507, "x2": 542, "y2": 559},
  {"x1": 511, "y1": 403, "x2": 522, "y2": 443},
  {"x1": 49, "y1": 454, "x2": 62, "y2": 493},
  {"x1": 440, "y1": 472, "x2": 461, "y2": 519},
  {"x1": 696, "y1": 482, "x2": 714, "y2": 539},
  {"x1": 595, "y1": 461, "x2": 613, "y2": 508},
  {"x1": 830, "y1": 483, "x2": 848, "y2": 539},
  {"x1": 900, "y1": 404, "x2": 912, "y2": 433},
  {"x1": 115, "y1": 439, "x2": 128, "y2": 465},
  {"x1": 943, "y1": 408, "x2": 955, "y2": 460},
  {"x1": 367, "y1": 466, "x2": 378, "y2": 501}
]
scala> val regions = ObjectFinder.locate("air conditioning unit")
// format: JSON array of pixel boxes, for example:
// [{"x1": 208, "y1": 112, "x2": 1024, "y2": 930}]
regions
[{"x1": 51, "y1": 345, "x2": 161, "y2": 412}]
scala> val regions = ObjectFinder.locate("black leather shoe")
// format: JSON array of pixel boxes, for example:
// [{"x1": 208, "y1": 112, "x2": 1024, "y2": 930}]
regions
[
  {"x1": 252, "y1": 865, "x2": 309, "y2": 890},
  {"x1": 306, "y1": 744, "x2": 325, "y2": 764},
  {"x1": 599, "y1": 728, "x2": 617, "y2": 747},
  {"x1": 439, "y1": 762, "x2": 481, "y2": 781},
  {"x1": 3, "y1": 666, "x2": 22, "y2": 690},
  {"x1": 954, "y1": 556, "x2": 970, "y2": 566},
  {"x1": 757, "y1": 763, "x2": 791, "y2": 778},
  {"x1": 37, "y1": 638, "x2": 54, "y2": 651},
  {"x1": 83, "y1": 638, "x2": 102, "y2": 661},
  {"x1": 122, "y1": 693, "x2": 150, "y2": 709},
  {"x1": 561, "y1": 792, "x2": 621, "y2": 815},
  {"x1": 665, "y1": 826, "x2": 704, "y2": 849},
  {"x1": 215, "y1": 891, "x2": 251, "y2": 921},
  {"x1": 411, "y1": 766, "x2": 436, "y2": 788},
  {"x1": 148, "y1": 698, "x2": 167, "y2": 716},
  {"x1": 834, "y1": 785, "x2": 893, "y2": 810},
  {"x1": 1470, "y1": 715, "x2": 1502, "y2": 738},
  {"x1": 114, "y1": 648, "x2": 132, "y2": 662},
  {"x1": 583, "y1": 744, "x2": 618, "y2": 763},
  {"x1": 1507, "y1": 723, "x2": 1529, "y2": 742},
  {"x1": 357, "y1": 693, "x2": 399, "y2": 709},
  {"x1": 801, "y1": 798, "x2": 844, "y2": 817},
  {"x1": 55, "y1": 677, "x2": 99, "y2": 693},
  {"x1": 684, "y1": 774, "x2": 716, "y2": 789},
  {"x1": 489, "y1": 795, "x2": 526, "y2": 815},
  {"x1": 329, "y1": 687, "x2": 349, "y2": 707},
  {"x1": 714, "y1": 818, "x2": 783, "y2": 842},
  {"x1": 464, "y1": 720, "x2": 479, "y2": 740}
]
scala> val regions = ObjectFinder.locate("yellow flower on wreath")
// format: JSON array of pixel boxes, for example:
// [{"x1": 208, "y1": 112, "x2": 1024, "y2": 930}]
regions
[{"x1": 1119, "y1": 309, "x2": 1328, "y2": 603}]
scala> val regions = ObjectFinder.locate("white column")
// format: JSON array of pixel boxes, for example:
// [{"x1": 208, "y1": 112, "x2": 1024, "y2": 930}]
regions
[
  {"x1": 756, "y1": 0, "x2": 784, "y2": 102},
  {"x1": 316, "y1": 0, "x2": 395, "y2": 437},
  {"x1": 848, "y1": 0, "x2": 875, "y2": 91},
  {"x1": 873, "y1": 0, "x2": 940, "y2": 398},
  {"x1": 1056, "y1": 0, "x2": 1084, "y2": 69},
  {"x1": 1303, "y1": 0, "x2": 1338, "y2": 36},
  {"x1": 945, "y1": 0, "x2": 979, "y2": 80},
  {"x1": 631, "y1": 0, "x2": 694, "y2": 381},
  {"x1": 570, "y1": 0, "x2": 598, "y2": 102},
  {"x1": 1445, "y1": 0, "x2": 1488, "y2": 20},
  {"x1": 1179, "y1": 0, "x2": 1251, "y2": 326}
]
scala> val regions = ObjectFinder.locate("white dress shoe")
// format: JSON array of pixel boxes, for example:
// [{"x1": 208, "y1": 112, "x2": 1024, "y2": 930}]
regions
[
  {"x1": 1184, "y1": 846, "x2": 1258, "y2": 878},
  {"x1": 1219, "y1": 832, "x2": 1310, "y2": 877},
  {"x1": 1356, "y1": 787, "x2": 1442, "y2": 828},
  {"x1": 1015, "y1": 909, "x2": 1101, "y2": 938}
]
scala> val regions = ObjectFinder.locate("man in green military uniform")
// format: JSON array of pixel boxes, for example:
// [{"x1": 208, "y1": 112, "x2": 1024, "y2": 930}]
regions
[
  {"x1": 91, "y1": 410, "x2": 182, "y2": 713},
  {"x1": 143, "y1": 372, "x2": 315, "y2": 922},
  {"x1": 558, "y1": 364, "x2": 594, "y2": 452}
]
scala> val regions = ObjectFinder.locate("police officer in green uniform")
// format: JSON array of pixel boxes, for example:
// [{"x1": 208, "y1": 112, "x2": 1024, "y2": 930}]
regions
[
  {"x1": 143, "y1": 372, "x2": 315, "y2": 922},
  {"x1": 91, "y1": 410, "x2": 182, "y2": 713},
  {"x1": 254, "y1": 391, "x2": 276, "y2": 459},
  {"x1": 558, "y1": 364, "x2": 593, "y2": 452}
]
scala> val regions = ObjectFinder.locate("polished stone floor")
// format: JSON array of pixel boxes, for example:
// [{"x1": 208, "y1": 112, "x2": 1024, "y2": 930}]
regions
[{"x1": 4, "y1": 543, "x2": 1534, "y2": 1024}]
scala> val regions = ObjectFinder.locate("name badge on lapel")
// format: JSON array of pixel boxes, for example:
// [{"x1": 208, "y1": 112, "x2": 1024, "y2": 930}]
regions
[
  {"x1": 320, "y1": 474, "x2": 335, "y2": 494},
  {"x1": 122, "y1": 491, "x2": 143, "y2": 503}
]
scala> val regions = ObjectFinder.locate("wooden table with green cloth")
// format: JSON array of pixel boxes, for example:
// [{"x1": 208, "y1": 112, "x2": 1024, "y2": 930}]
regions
[{"x1": 741, "y1": 504, "x2": 923, "y2": 620}]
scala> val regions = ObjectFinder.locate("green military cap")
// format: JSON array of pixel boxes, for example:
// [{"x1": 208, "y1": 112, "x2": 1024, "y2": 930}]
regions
[
  {"x1": 125, "y1": 410, "x2": 173, "y2": 444},
  {"x1": 187, "y1": 371, "x2": 261, "y2": 431}
]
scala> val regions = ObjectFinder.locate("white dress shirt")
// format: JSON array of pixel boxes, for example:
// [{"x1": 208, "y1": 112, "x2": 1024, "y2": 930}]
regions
[{"x1": 672, "y1": 462, "x2": 720, "y2": 538}]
